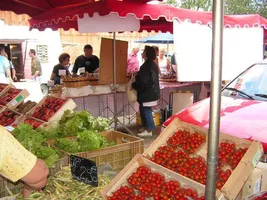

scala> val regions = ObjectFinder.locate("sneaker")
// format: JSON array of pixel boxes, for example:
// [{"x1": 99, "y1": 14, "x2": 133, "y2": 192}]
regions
[
  {"x1": 138, "y1": 130, "x2": 152, "y2": 137},
  {"x1": 138, "y1": 127, "x2": 145, "y2": 133}
]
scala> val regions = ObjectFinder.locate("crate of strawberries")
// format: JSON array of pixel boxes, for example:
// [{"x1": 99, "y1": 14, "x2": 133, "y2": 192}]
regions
[
  {"x1": 102, "y1": 154, "x2": 225, "y2": 200},
  {"x1": 143, "y1": 118, "x2": 263, "y2": 200},
  {"x1": 0, "y1": 86, "x2": 29, "y2": 110},
  {"x1": 0, "y1": 108, "x2": 21, "y2": 127},
  {"x1": 28, "y1": 96, "x2": 76, "y2": 122}
]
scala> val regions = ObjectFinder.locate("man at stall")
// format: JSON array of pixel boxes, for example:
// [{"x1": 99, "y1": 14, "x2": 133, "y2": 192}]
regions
[
  {"x1": 50, "y1": 53, "x2": 71, "y2": 85},
  {"x1": 0, "y1": 47, "x2": 12, "y2": 83},
  {"x1": 29, "y1": 49, "x2": 42, "y2": 83},
  {"x1": 0, "y1": 126, "x2": 49, "y2": 198},
  {"x1": 127, "y1": 47, "x2": 139, "y2": 75},
  {"x1": 72, "y1": 44, "x2": 99, "y2": 75}
]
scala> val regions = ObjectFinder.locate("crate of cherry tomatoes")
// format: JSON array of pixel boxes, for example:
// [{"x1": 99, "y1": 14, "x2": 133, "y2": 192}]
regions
[
  {"x1": 143, "y1": 118, "x2": 263, "y2": 200},
  {"x1": 101, "y1": 154, "x2": 225, "y2": 200},
  {"x1": 28, "y1": 96, "x2": 76, "y2": 122},
  {"x1": 0, "y1": 84, "x2": 29, "y2": 110},
  {"x1": 0, "y1": 107, "x2": 22, "y2": 127}
]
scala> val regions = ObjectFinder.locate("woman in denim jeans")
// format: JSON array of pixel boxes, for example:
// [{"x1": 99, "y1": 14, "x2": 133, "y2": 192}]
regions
[{"x1": 132, "y1": 46, "x2": 160, "y2": 137}]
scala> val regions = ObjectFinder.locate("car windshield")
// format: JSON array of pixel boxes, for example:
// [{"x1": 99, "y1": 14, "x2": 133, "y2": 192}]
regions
[{"x1": 222, "y1": 62, "x2": 267, "y2": 101}]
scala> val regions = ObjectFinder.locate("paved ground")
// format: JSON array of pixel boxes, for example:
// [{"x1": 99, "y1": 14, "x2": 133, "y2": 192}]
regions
[{"x1": 117, "y1": 123, "x2": 161, "y2": 149}]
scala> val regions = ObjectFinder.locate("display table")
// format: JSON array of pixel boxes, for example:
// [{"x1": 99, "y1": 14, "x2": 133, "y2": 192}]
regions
[{"x1": 62, "y1": 81, "x2": 203, "y2": 126}]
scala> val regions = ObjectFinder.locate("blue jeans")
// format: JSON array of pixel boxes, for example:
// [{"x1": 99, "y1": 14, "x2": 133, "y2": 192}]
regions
[{"x1": 139, "y1": 103, "x2": 155, "y2": 131}]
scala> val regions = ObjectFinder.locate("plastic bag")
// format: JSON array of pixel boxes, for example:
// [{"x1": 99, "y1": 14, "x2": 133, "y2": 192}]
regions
[{"x1": 127, "y1": 75, "x2": 137, "y2": 102}]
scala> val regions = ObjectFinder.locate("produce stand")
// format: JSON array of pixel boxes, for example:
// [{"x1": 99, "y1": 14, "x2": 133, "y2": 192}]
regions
[
  {"x1": 47, "y1": 130, "x2": 144, "y2": 172},
  {"x1": 102, "y1": 118, "x2": 263, "y2": 200}
]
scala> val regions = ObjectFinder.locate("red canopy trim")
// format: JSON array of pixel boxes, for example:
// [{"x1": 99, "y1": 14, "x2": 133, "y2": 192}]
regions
[{"x1": 29, "y1": 1, "x2": 267, "y2": 33}]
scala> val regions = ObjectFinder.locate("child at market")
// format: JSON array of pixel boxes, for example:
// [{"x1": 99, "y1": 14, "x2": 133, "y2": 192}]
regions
[{"x1": 0, "y1": 126, "x2": 49, "y2": 198}]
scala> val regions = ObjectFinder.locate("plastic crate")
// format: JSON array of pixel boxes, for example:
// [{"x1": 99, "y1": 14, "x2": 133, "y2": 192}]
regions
[{"x1": 47, "y1": 130, "x2": 144, "y2": 172}]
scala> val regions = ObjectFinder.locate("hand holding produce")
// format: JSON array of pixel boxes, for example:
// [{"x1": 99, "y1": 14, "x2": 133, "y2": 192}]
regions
[{"x1": 16, "y1": 167, "x2": 111, "y2": 200}]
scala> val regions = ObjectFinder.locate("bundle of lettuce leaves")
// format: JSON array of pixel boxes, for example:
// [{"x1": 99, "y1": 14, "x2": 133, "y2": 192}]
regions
[{"x1": 12, "y1": 110, "x2": 113, "y2": 168}]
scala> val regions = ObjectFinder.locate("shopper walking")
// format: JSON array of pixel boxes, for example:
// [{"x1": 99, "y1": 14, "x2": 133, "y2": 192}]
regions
[
  {"x1": 29, "y1": 49, "x2": 42, "y2": 83},
  {"x1": 132, "y1": 46, "x2": 160, "y2": 137}
]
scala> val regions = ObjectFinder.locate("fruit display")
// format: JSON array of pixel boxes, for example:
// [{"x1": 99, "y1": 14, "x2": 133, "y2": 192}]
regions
[
  {"x1": 0, "y1": 88, "x2": 22, "y2": 106},
  {"x1": 15, "y1": 100, "x2": 37, "y2": 114},
  {"x1": 0, "y1": 109, "x2": 20, "y2": 126},
  {"x1": 160, "y1": 73, "x2": 176, "y2": 79},
  {"x1": 108, "y1": 166, "x2": 205, "y2": 200},
  {"x1": 0, "y1": 84, "x2": 8, "y2": 93},
  {"x1": 150, "y1": 138, "x2": 248, "y2": 190},
  {"x1": 31, "y1": 97, "x2": 66, "y2": 121},
  {"x1": 24, "y1": 117, "x2": 44, "y2": 128}
]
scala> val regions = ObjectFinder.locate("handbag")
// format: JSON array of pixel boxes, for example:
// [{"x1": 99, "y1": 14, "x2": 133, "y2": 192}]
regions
[{"x1": 127, "y1": 75, "x2": 137, "y2": 102}]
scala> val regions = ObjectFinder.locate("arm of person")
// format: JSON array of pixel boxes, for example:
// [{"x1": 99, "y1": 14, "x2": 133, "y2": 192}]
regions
[
  {"x1": 0, "y1": 126, "x2": 49, "y2": 198},
  {"x1": 72, "y1": 58, "x2": 80, "y2": 75},
  {"x1": 50, "y1": 73, "x2": 56, "y2": 81},
  {"x1": 167, "y1": 59, "x2": 171, "y2": 72},
  {"x1": 94, "y1": 56, "x2": 100, "y2": 72},
  {"x1": 12, "y1": 68, "x2": 17, "y2": 80},
  {"x1": 172, "y1": 64, "x2": 177, "y2": 73},
  {"x1": 34, "y1": 71, "x2": 40, "y2": 78}
]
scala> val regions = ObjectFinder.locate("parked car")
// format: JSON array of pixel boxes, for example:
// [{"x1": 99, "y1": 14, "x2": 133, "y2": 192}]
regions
[{"x1": 163, "y1": 59, "x2": 267, "y2": 152}]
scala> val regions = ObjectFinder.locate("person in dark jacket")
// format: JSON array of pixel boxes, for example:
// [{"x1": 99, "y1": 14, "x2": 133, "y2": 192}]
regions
[{"x1": 132, "y1": 46, "x2": 160, "y2": 137}]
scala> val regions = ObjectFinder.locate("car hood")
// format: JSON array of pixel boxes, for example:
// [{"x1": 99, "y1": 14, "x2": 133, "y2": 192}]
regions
[{"x1": 164, "y1": 96, "x2": 267, "y2": 145}]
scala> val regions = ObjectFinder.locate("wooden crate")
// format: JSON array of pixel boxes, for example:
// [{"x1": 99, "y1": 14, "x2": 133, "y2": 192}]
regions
[
  {"x1": 28, "y1": 96, "x2": 76, "y2": 122},
  {"x1": 101, "y1": 154, "x2": 225, "y2": 199},
  {"x1": 14, "y1": 114, "x2": 46, "y2": 129},
  {"x1": 143, "y1": 118, "x2": 264, "y2": 200},
  {"x1": 0, "y1": 85, "x2": 29, "y2": 110},
  {"x1": 0, "y1": 157, "x2": 69, "y2": 198},
  {"x1": 0, "y1": 107, "x2": 23, "y2": 127},
  {"x1": 0, "y1": 83, "x2": 10, "y2": 96},
  {"x1": 47, "y1": 130, "x2": 144, "y2": 172}
]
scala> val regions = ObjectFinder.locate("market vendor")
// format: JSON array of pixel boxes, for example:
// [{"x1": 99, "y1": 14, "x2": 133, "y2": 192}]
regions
[
  {"x1": 50, "y1": 53, "x2": 71, "y2": 85},
  {"x1": 29, "y1": 49, "x2": 42, "y2": 83},
  {"x1": 127, "y1": 47, "x2": 139, "y2": 74},
  {"x1": 0, "y1": 126, "x2": 49, "y2": 198},
  {"x1": 158, "y1": 48, "x2": 171, "y2": 75},
  {"x1": 72, "y1": 44, "x2": 100, "y2": 75}
]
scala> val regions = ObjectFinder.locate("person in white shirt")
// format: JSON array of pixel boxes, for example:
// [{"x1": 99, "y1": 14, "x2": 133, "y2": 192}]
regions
[
  {"x1": 0, "y1": 47, "x2": 12, "y2": 83},
  {"x1": 158, "y1": 48, "x2": 170, "y2": 75}
]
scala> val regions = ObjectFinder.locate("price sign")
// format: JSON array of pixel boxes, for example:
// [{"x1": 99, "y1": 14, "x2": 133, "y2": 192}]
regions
[
  {"x1": 47, "y1": 80, "x2": 54, "y2": 86},
  {"x1": 70, "y1": 155, "x2": 98, "y2": 187},
  {"x1": 59, "y1": 70, "x2": 66, "y2": 76},
  {"x1": 79, "y1": 67, "x2": 85, "y2": 74}
]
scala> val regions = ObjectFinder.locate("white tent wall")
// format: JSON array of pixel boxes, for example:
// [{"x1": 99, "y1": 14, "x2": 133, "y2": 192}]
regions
[{"x1": 173, "y1": 20, "x2": 264, "y2": 82}]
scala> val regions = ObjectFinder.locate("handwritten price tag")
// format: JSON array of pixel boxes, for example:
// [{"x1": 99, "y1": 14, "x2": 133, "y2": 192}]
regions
[
  {"x1": 79, "y1": 67, "x2": 85, "y2": 74},
  {"x1": 47, "y1": 80, "x2": 54, "y2": 87},
  {"x1": 70, "y1": 155, "x2": 98, "y2": 187},
  {"x1": 59, "y1": 70, "x2": 66, "y2": 76}
]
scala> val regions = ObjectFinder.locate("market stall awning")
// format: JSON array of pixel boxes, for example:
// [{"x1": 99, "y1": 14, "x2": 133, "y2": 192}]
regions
[
  {"x1": 0, "y1": 0, "x2": 162, "y2": 17},
  {"x1": 28, "y1": 0, "x2": 267, "y2": 33},
  {"x1": 135, "y1": 32, "x2": 174, "y2": 44}
]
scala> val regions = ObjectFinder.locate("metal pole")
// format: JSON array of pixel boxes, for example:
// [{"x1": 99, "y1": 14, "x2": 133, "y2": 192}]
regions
[
  {"x1": 205, "y1": 0, "x2": 224, "y2": 199},
  {"x1": 113, "y1": 32, "x2": 118, "y2": 130}
]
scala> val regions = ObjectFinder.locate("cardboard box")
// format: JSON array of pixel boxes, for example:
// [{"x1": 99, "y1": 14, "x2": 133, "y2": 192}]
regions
[
  {"x1": 143, "y1": 118, "x2": 264, "y2": 200},
  {"x1": 101, "y1": 154, "x2": 225, "y2": 200},
  {"x1": 239, "y1": 168, "x2": 262, "y2": 199},
  {"x1": 256, "y1": 162, "x2": 267, "y2": 191}
]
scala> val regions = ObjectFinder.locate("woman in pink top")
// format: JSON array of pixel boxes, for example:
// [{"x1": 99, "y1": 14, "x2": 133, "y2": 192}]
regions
[{"x1": 127, "y1": 47, "x2": 140, "y2": 74}]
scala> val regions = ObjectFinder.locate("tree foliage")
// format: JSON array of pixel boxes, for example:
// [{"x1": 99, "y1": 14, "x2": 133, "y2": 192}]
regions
[{"x1": 163, "y1": 0, "x2": 267, "y2": 17}]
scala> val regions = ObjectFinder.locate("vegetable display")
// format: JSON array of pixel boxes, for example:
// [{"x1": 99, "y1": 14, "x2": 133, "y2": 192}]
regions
[
  {"x1": 58, "y1": 110, "x2": 110, "y2": 137},
  {"x1": 0, "y1": 109, "x2": 19, "y2": 126},
  {"x1": 0, "y1": 88, "x2": 21, "y2": 106},
  {"x1": 16, "y1": 167, "x2": 110, "y2": 200},
  {"x1": 108, "y1": 166, "x2": 205, "y2": 200},
  {"x1": 150, "y1": 130, "x2": 248, "y2": 190},
  {"x1": 13, "y1": 124, "x2": 60, "y2": 168},
  {"x1": 55, "y1": 130, "x2": 115, "y2": 153}
]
